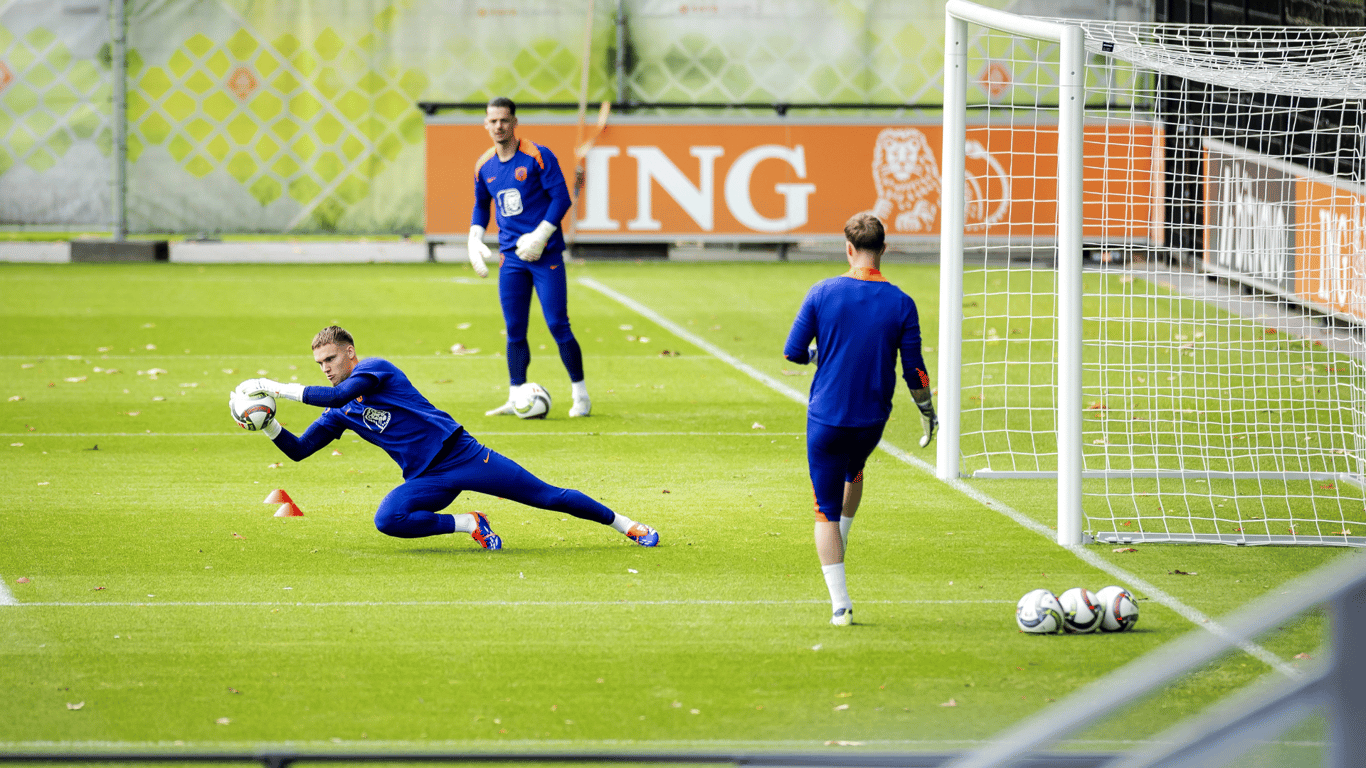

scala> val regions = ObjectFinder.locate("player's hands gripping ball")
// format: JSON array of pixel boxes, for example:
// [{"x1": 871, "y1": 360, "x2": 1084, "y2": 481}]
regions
[
  {"x1": 911, "y1": 388, "x2": 937, "y2": 448},
  {"x1": 515, "y1": 221, "x2": 557, "y2": 262}
]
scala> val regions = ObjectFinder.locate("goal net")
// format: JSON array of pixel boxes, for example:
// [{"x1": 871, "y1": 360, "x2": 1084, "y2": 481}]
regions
[{"x1": 940, "y1": 0, "x2": 1366, "y2": 546}]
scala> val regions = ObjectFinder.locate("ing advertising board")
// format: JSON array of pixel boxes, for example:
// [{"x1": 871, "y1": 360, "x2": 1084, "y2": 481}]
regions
[
  {"x1": 425, "y1": 117, "x2": 1161, "y2": 243},
  {"x1": 1203, "y1": 139, "x2": 1366, "y2": 323}
]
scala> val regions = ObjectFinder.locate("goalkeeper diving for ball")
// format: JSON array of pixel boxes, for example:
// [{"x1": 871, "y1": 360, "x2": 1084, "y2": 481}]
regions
[
  {"x1": 232, "y1": 326, "x2": 658, "y2": 549},
  {"x1": 783, "y1": 213, "x2": 935, "y2": 626}
]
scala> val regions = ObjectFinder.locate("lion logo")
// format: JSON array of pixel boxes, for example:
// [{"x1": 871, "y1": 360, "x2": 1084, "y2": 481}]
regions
[
  {"x1": 871, "y1": 128, "x2": 941, "y2": 233},
  {"x1": 868, "y1": 129, "x2": 1011, "y2": 233}
]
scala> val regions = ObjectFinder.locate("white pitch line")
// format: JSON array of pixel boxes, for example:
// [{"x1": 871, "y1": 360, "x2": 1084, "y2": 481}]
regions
[
  {"x1": 580, "y1": 277, "x2": 1300, "y2": 679},
  {"x1": 0, "y1": 577, "x2": 17, "y2": 606},
  {"x1": 13, "y1": 599, "x2": 1011, "y2": 608}
]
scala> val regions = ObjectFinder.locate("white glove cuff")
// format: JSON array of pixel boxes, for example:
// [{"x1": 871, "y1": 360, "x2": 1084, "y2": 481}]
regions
[
  {"x1": 469, "y1": 225, "x2": 486, "y2": 243},
  {"x1": 277, "y1": 383, "x2": 306, "y2": 402},
  {"x1": 262, "y1": 420, "x2": 283, "y2": 439},
  {"x1": 532, "y1": 220, "x2": 557, "y2": 240}
]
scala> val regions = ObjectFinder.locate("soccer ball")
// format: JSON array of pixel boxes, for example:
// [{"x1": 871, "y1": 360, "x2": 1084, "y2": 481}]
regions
[
  {"x1": 512, "y1": 382, "x2": 551, "y2": 419},
  {"x1": 1015, "y1": 588, "x2": 1064, "y2": 634},
  {"x1": 1095, "y1": 585, "x2": 1140, "y2": 632},
  {"x1": 1058, "y1": 587, "x2": 1103, "y2": 634},
  {"x1": 230, "y1": 391, "x2": 277, "y2": 431}
]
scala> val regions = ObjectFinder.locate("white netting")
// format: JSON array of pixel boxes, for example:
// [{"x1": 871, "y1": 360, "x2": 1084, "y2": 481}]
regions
[{"x1": 952, "y1": 16, "x2": 1366, "y2": 545}]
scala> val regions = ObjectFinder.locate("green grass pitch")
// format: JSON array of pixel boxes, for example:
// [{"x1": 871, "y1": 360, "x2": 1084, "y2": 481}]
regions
[{"x1": 0, "y1": 260, "x2": 1346, "y2": 756}]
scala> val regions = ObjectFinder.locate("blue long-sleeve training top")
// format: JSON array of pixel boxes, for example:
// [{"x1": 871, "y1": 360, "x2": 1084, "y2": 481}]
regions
[
  {"x1": 270, "y1": 358, "x2": 461, "y2": 479},
  {"x1": 471, "y1": 138, "x2": 571, "y2": 255},
  {"x1": 783, "y1": 266, "x2": 929, "y2": 428}
]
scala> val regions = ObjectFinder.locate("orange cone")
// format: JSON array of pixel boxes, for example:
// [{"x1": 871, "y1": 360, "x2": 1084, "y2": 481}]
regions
[
  {"x1": 263, "y1": 489, "x2": 293, "y2": 504},
  {"x1": 273, "y1": 502, "x2": 303, "y2": 517}
]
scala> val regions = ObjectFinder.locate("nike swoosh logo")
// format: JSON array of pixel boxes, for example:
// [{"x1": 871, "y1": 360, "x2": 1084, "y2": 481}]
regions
[
  {"x1": 486, "y1": 176, "x2": 495, "y2": 182},
  {"x1": 483, "y1": 450, "x2": 491, "y2": 463},
  {"x1": 550, "y1": 265, "x2": 559, "y2": 270}
]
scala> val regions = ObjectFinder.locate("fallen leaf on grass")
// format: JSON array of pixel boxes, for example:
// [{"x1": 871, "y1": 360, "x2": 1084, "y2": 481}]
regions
[
  {"x1": 7, "y1": 395, "x2": 23, "y2": 402},
  {"x1": 1321, "y1": 484, "x2": 1336, "y2": 490},
  {"x1": 231, "y1": 533, "x2": 246, "y2": 540},
  {"x1": 331, "y1": 450, "x2": 343, "y2": 456},
  {"x1": 92, "y1": 586, "x2": 106, "y2": 591},
  {"x1": 16, "y1": 577, "x2": 30, "y2": 584},
  {"x1": 833, "y1": 704, "x2": 849, "y2": 711},
  {"x1": 1333, "y1": 529, "x2": 1353, "y2": 535},
  {"x1": 456, "y1": 322, "x2": 472, "y2": 330},
  {"x1": 64, "y1": 377, "x2": 87, "y2": 383},
  {"x1": 125, "y1": 412, "x2": 140, "y2": 417},
  {"x1": 1264, "y1": 328, "x2": 1277, "y2": 335},
  {"x1": 267, "y1": 462, "x2": 283, "y2": 468},
  {"x1": 227, "y1": 687, "x2": 241, "y2": 694},
  {"x1": 1294, "y1": 653, "x2": 1312, "y2": 660},
  {"x1": 434, "y1": 379, "x2": 453, "y2": 384},
  {"x1": 1086, "y1": 402, "x2": 1108, "y2": 410},
  {"x1": 1168, "y1": 569, "x2": 1198, "y2": 576},
  {"x1": 216, "y1": 717, "x2": 231, "y2": 725},
  {"x1": 627, "y1": 568, "x2": 638, "y2": 574},
  {"x1": 10, "y1": 443, "x2": 22, "y2": 447},
  {"x1": 66, "y1": 702, "x2": 84, "y2": 710},
  {"x1": 1112, "y1": 547, "x2": 1138, "y2": 553},
  {"x1": 940, "y1": 699, "x2": 958, "y2": 707},
  {"x1": 659, "y1": 349, "x2": 681, "y2": 357},
  {"x1": 780, "y1": 369, "x2": 808, "y2": 376},
  {"x1": 751, "y1": 422, "x2": 765, "y2": 430},
  {"x1": 661, "y1": 489, "x2": 670, "y2": 494},
  {"x1": 811, "y1": 644, "x2": 822, "y2": 651},
  {"x1": 836, "y1": 692, "x2": 853, "y2": 698},
  {"x1": 222, "y1": 369, "x2": 237, "y2": 375}
]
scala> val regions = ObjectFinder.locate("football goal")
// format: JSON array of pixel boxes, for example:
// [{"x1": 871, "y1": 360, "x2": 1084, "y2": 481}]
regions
[{"x1": 939, "y1": 0, "x2": 1366, "y2": 547}]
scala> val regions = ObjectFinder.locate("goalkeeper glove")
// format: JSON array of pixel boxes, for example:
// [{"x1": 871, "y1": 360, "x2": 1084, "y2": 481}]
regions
[
  {"x1": 467, "y1": 226, "x2": 491, "y2": 278},
  {"x1": 515, "y1": 221, "x2": 557, "y2": 262},
  {"x1": 910, "y1": 387, "x2": 937, "y2": 448},
  {"x1": 807, "y1": 344, "x2": 818, "y2": 366},
  {"x1": 235, "y1": 378, "x2": 305, "y2": 401}
]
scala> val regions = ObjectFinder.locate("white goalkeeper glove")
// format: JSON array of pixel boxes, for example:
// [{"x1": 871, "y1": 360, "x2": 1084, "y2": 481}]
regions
[
  {"x1": 910, "y1": 387, "x2": 937, "y2": 448},
  {"x1": 235, "y1": 378, "x2": 305, "y2": 402},
  {"x1": 807, "y1": 344, "x2": 818, "y2": 366},
  {"x1": 467, "y1": 225, "x2": 491, "y2": 278},
  {"x1": 515, "y1": 221, "x2": 557, "y2": 262}
]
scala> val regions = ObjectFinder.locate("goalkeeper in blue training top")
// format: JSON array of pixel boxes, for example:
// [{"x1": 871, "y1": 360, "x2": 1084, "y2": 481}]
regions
[
  {"x1": 783, "y1": 213, "x2": 935, "y2": 626},
  {"x1": 467, "y1": 96, "x2": 592, "y2": 418},
  {"x1": 232, "y1": 326, "x2": 659, "y2": 549}
]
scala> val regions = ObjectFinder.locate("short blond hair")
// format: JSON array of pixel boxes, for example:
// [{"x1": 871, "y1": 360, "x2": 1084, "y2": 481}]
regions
[
  {"x1": 311, "y1": 325, "x2": 355, "y2": 351},
  {"x1": 844, "y1": 213, "x2": 886, "y2": 254}
]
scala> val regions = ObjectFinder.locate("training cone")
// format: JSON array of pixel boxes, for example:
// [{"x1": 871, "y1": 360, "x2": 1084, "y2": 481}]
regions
[
  {"x1": 273, "y1": 502, "x2": 303, "y2": 517},
  {"x1": 263, "y1": 489, "x2": 293, "y2": 505}
]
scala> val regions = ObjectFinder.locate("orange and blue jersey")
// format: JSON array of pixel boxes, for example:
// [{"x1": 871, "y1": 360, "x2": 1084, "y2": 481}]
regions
[
  {"x1": 783, "y1": 266, "x2": 929, "y2": 429},
  {"x1": 472, "y1": 138, "x2": 571, "y2": 257},
  {"x1": 273, "y1": 358, "x2": 461, "y2": 479}
]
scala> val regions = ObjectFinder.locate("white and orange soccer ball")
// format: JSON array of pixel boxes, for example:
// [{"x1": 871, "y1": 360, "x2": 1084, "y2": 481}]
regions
[
  {"x1": 1095, "y1": 585, "x2": 1140, "y2": 632},
  {"x1": 230, "y1": 391, "x2": 277, "y2": 431},
  {"x1": 1058, "y1": 587, "x2": 1103, "y2": 634},
  {"x1": 512, "y1": 382, "x2": 551, "y2": 419}
]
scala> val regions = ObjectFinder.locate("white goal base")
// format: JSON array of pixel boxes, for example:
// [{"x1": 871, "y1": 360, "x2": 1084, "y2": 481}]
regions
[{"x1": 1097, "y1": 531, "x2": 1366, "y2": 547}]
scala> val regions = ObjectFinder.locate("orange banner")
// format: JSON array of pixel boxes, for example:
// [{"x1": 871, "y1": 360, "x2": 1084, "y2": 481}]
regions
[{"x1": 425, "y1": 118, "x2": 1161, "y2": 242}]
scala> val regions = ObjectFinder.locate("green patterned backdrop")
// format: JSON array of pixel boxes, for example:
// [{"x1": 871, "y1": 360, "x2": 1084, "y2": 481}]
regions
[{"x1": 0, "y1": 1, "x2": 997, "y2": 234}]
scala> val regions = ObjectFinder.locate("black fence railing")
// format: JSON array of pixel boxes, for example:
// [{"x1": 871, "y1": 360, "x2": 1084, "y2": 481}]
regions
[{"x1": 417, "y1": 101, "x2": 949, "y2": 116}]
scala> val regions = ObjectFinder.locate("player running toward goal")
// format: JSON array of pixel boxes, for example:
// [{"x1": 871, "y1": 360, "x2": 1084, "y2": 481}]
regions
[
  {"x1": 467, "y1": 96, "x2": 592, "y2": 418},
  {"x1": 783, "y1": 213, "x2": 936, "y2": 626},
  {"x1": 232, "y1": 326, "x2": 658, "y2": 549}
]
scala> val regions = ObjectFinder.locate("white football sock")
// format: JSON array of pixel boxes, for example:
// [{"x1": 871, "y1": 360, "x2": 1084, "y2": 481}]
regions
[
  {"x1": 822, "y1": 563, "x2": 851, "y2": 612},
  {"x1": 451, "y1": 513, "x2": 477, "y2": 534},
  {"x1": 609, "y1": 512, "x2": 636, "y2": 533},
  {"x1": 839, "y1": 516, "x2": 854, "y2": 549},
  {"x1": 571, "y1": 379, "x2": 589, "y2": 401},
  {"x1": 507, "y1": 385, "x2": 518, "y2": 402}
]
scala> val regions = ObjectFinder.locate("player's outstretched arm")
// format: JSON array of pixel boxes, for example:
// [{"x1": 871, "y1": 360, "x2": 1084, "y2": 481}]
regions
[
  {"x1": 265, "y1": 419, "x2": 344, "y2": 463},
  {"x1": 235, "y1": 378, "x2": 305, "y2": 401}
]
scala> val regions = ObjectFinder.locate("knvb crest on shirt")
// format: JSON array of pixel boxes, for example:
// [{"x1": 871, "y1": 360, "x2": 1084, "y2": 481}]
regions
[
  {"x1": 362, "y1": 407, "x2": 391, "y2": 432},
  {"x1": 496, "y1": 188, "x2": 523, "y2": 217}
]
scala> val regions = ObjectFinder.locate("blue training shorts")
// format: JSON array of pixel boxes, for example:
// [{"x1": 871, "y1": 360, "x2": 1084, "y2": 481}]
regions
[{"x1": 806, "y1": 418, "x2": 885, "y2": 522}]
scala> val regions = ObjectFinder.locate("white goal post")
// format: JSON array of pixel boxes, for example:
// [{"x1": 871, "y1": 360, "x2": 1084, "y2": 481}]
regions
[{"x1": 939, "y1": 0, "x2": 1366, "y2": 547}]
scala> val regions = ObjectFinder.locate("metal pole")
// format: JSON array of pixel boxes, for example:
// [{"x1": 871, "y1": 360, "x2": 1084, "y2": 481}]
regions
[
  {"x1": 1327, "y1": 580, "x2": 1366, "y2": 768},
  {"x1": 614, "y1": 0, "x2": 627, "y2": 105},
  {"x1": 936, "y1": 11, "x2": 967, "y2": 482},
  {"x1": 111, "y1": 0, "x2": 127, "y2": 240},
  {"x1": 1055, "y1": 24, "x2": 1085, "y2": 546}
]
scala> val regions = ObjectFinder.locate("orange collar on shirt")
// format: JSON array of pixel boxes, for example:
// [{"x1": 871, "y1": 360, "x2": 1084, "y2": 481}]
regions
[{"x1": 842, "y1": 266, "x2": 887, "y2": 282}]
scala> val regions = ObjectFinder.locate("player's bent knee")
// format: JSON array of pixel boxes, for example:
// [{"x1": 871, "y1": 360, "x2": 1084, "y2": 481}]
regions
[
  {"x1": 547, "y1": 323, "x2": 574, "y2": 344},
  {"x1": 374, "y1": 509, "x2": 411, "y2": 537}
]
